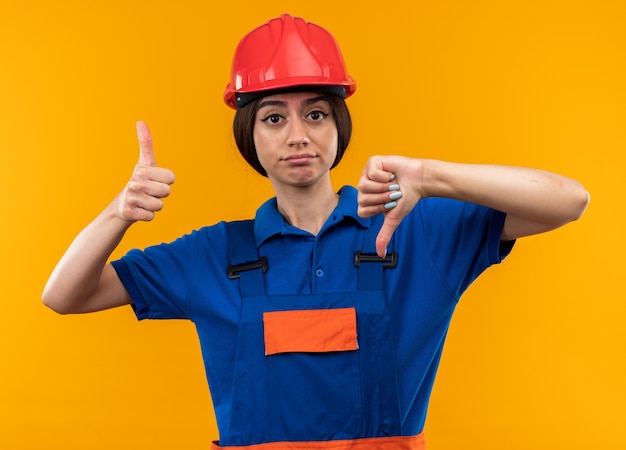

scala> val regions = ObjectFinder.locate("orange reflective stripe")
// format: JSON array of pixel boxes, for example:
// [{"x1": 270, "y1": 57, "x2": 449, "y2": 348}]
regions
[
  {"x1": 263, "y1": 307, "x2": 358, "y2": 355},
  {"x1": 212, "y1": 434, "x2": 426, "y2": 450}
]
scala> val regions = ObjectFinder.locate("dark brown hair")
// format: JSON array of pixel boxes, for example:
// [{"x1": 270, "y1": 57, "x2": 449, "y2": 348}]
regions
[{"x1": 233, "y1": 93, "x2": 352, "y2": 177}]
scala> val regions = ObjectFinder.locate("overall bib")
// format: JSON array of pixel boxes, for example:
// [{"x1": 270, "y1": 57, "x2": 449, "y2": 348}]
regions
[{"x1": 212, "y1": 221, "x2": 425, "y2": 449}]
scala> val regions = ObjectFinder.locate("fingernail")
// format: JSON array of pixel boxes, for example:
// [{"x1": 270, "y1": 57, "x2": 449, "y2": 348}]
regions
[
  {"x1": 384, "y1": 201, "x2": 397, "y2": 210},
  {"x1": 136, "y1": 122, "x2": 145, "y2": 139},
  {"x1": 389, "y1": 173, "x2": 396, "y2": 181},
  {"x1": 383, "y1": 247, "x2": 388, "y2": 258},
  {"x1": 388, "y1": 184, "x2": 400, "y2": 191},
  {"x1": 389, "y1": 191, "x2": 403, "y2": 201}
]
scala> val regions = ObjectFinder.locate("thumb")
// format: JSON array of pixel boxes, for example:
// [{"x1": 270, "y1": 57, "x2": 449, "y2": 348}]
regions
[
  {"x1": 375, "y1": 217, "x2": 400, "y2": 258},
  {"x1": 136, "y1": 121, "x2": 156, "y2": 167}
]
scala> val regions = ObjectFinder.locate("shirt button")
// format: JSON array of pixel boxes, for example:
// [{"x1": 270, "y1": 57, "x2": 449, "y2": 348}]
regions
[{"x1": 315, "y1": 268, "x2": 324, "y2": 278}]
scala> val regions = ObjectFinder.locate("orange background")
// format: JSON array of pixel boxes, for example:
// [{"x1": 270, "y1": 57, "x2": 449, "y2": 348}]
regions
[{"x1": 1, "y1": 1, "x2": 624, "y2": 449}]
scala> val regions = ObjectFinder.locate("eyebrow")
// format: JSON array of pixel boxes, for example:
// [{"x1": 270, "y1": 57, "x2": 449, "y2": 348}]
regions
[{"x1": 257, "y1": 95, "x2": 329, "y2": 110}]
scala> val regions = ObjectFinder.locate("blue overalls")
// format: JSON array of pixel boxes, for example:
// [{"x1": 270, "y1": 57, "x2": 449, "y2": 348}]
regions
[{"x1": 211, "y1": 221, "x2": 426, "y2": 449}]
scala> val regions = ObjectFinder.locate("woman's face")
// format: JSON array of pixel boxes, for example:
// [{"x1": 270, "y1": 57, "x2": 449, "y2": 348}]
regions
[{"x1": 253, "y1": 91, "x2": 338, "y2": 189}]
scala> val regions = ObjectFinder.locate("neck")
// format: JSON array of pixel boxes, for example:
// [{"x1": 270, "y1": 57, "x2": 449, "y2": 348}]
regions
[{"x1": 273, "y1": 181, "x2": 340, "y2": 236}]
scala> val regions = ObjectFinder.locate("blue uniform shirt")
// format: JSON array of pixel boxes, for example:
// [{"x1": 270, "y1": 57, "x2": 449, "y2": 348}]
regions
[{"x1": 112, "y1": 185, "x2": 513, "y2": 440}]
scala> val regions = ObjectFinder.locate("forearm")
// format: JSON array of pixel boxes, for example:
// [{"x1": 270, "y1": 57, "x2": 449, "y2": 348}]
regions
[
  {"x1": 421, "y1": 159, "x2": 589, "y2": 238},
  {"x1": 42, "y1": 198, "x2": 132, "y2": 314},
  {"x1": 358, "y1": 155, "x2": 589, "y2": 256}
]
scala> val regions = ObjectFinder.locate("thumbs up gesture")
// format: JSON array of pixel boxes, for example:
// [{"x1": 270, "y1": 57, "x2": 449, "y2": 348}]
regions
[{"x1": 116, "y1": 122, "x2": 176, "y2": 223}]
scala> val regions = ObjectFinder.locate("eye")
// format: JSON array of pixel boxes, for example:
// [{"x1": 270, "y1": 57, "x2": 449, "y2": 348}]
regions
[
  {"x1": 260, "y1": 114, "x2": 283, "y2": 125},
  {"x1": 307, "y1": 110, "x2": 328, "y2": 122}
]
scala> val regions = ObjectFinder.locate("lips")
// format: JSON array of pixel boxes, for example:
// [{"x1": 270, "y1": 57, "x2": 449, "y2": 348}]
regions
[{"x1": 283, "y1": 153, "x2": 316, "y2": 165}]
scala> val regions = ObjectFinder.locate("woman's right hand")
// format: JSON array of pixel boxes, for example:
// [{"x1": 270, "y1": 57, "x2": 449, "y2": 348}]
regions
[
  {"x1": 116, "y1": 121, "x2": 176, "y2": 223},
  {"x1": 42, "y1": 122, "x2": 176, "y2": 314}
]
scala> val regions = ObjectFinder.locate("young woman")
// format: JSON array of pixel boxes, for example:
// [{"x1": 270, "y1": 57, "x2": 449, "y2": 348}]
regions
[{"x1": 43, "y1": 14, "x2": 589, "y2": 450}]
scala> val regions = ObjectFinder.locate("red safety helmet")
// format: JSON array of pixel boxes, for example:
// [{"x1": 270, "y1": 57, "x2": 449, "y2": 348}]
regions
[{"x1": 224, "y1": 14, "x2": 357, "y2": 109}]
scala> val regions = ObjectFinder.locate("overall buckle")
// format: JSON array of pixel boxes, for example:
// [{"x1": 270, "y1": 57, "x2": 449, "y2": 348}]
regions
[
  {"x1": 227, "y1": 257, "x2": 268, "y2": 279},
  {"x1": 353, "y1": 251, "x2": 397, "y2": 268}
]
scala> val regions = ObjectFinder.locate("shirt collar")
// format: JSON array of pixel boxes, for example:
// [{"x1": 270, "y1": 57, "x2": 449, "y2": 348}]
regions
[{"x1": 253, "y1": 185, "x2": 369, "y2": 246}]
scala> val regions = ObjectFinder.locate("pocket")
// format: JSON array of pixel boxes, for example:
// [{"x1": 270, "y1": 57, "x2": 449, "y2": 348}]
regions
[
  {"x1": 263, "y1": 307, "x2": 358, "y2": 355},
  {"x1": 264, "y1": 307, "x2": 361, "y2": 441}
]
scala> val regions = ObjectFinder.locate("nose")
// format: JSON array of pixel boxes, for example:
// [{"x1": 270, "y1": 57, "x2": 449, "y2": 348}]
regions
[{"x1": 286, "y1": 117, "x2": 310, "y2": 147}]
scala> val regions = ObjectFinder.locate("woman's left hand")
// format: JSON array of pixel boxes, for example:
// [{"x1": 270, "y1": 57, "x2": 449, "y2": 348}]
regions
[
  {"x1": 358, "y1": 155, "x2": 589, "y2": 255},
  {"x1": 357, "y1": 155, "x2": 424, "y2": 257}
]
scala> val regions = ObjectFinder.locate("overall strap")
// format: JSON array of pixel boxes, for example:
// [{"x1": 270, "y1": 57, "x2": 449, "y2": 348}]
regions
[
  {"x1": 354, "y1": 222, "x2": 397, "y2": 291},
  {"x1": 226, "y1": 220, "x2": 266, "y2": 298}
]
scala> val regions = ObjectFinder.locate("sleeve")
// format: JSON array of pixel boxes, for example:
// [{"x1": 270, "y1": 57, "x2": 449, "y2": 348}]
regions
[
  {"x1": 415, "y1": 198, "x2": 515, "y2": 299},
  {"x1": 111, "y1": 229, "x2": 204, "y2": 321}
]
